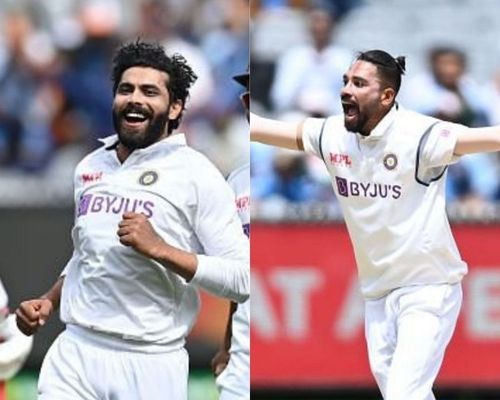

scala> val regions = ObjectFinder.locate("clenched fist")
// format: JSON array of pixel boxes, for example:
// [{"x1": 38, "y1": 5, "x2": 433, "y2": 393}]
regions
[
  {"x1": 117, "y1": 212, "x2": 165, "y2": 258},
  {"x1": 15, "y1": 298, "x2": 53, "y2": 336}
]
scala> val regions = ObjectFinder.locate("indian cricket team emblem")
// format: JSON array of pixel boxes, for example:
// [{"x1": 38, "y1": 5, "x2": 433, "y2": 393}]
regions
[
  {"x1": 139, "y1": 170, "x2": 159, "y2": 186},
  {"x1": 383, "y1": 153, "x2": 398, "y2": 171}
]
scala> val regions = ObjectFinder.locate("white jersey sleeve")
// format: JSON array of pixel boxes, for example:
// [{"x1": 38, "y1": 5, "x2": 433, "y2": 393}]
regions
[
  {"x1": 416, "y1": 121, "x2": 464, "y2": 184},
  {"x1": 0, "y1": 279, "x2": 9, "y2": 337},
  {"x1": 418, "y1": 122, "x2": 464, "y2": 168},
  {"x1": 190, "y1": 162, "x2": 250, "y2": 304},
  {"x1": 301, "y1": 117, "x2": 328, "y2": 158},
  {"x1": 59, "y1": 163, "x2": 87, "y2": 278},
  {"x1": 226, "y1": 163, "x2": 250, "y2": 234},
  {"x1": 0, "y1": 280, "x2": 7, "y2": 314},
  {"x1": 0, "y1": 280, "x2": 33, "y2": 380}
]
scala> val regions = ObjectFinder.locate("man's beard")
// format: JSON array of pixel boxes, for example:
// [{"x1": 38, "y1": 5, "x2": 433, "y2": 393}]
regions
[
  {"x1": 112, "y1": 104, "x2": 170, "y2": 150},
  {"x1": 344, "y1": 111, "x2": 369, "y2": 134}
]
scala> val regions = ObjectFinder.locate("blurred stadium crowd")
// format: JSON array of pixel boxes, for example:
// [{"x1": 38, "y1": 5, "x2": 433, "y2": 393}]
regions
[
  {"x1": 0, "y1": 0, "x2": 249, "y2": 206},
  {"x1": 251, "y1": 0, "x2": 500, "y2": 220}
]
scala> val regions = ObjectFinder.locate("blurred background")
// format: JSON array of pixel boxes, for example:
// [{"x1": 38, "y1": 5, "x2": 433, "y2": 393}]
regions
[
  {"x1": 251, "y1": 0, "x2": 500, "y2": 399},
  {"x1": 0, "y1": 0, "x2": 249, "y2": 399}
]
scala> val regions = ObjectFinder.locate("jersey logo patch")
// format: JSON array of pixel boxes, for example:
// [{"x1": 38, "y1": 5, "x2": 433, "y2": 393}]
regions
[
  {"x1": 383, "y1": 153, "x2": 398, "y2": 171},
  {"x1": 335, "y1": 176, "x2": 401, "y2": 199},
  {"x1": 77, "y1": 194, "x2": 155, "y2": 217},
  {"x1": 329, "y1": 153, "x2": 352, "y2": 167},
  {"x1": 82, "y1": 172, "x2": 103, "y2": 184},
  {"x1": 440, "y1": 129, "x2": 451, "y2": 138},
  {"x1": 139, "y1": 171, "x2": 158, "y2": 186}
]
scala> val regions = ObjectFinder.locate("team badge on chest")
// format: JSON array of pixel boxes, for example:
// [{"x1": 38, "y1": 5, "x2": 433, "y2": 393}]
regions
[
  {"x1": 139, "y1": 170, "x2": 159, "y2": 186},
  {"x1": 383, "y1": 153, "x2": 398, "y2": 171}
]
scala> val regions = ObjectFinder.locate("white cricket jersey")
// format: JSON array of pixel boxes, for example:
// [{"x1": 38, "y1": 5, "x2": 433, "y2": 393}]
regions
[
  {"x1": 223, "y1": 163, "x2": 250, "y2": 395},
  {"x1": 60, "y1": 134, "x2": 249, "y2": 349},
  {"x1": 302, "y1": 105, "x2": 468, "y2": 299},
  {"x1": 0, "y1": 279, "x2": 7, "y2": 336},
  {"x1": 0, "y1": 280, "x2": 6, "y2": 311}
]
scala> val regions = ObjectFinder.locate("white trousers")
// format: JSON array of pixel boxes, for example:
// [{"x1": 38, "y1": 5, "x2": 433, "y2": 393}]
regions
[
  {"x1": 365, "y1": 283, "x2": 462, "y2": 400},
  {"x1": 38, "y1": 326, "x2": 188, "y2": 400},
  {"x1": 215, "y1": 352, "x2": 250, "y2": 400}
]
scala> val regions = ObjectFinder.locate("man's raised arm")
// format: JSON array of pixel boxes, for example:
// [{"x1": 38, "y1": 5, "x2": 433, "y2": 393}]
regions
[
  {"x1": 250, "y1": 113, "x2": 305, "y2": 150},
  {"x1": 454, "y1": 126, "x2": 500, "y2": 156}
]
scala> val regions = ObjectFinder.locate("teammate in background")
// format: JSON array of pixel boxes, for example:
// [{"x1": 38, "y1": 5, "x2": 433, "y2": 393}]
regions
[
  {"x1": 0, "y1": 279, "x2": 33, "y2": 400},
  {"x1": 251, "y1": 49, "x2": 500, "y2": 400},
  {"x1": 15, "y1": 40, "x2": 249, "y2": 400},
  {"x1": 211, "y1": 70, "x2": 250, "y2": 400}
]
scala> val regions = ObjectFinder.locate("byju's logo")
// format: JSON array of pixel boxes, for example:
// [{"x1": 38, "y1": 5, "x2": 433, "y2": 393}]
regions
[
  {"x1": 335, "y1": 176, "x2": 401, "y2": 199},
  {"x1": 77, "y1": 194, "x2": 155, "y2": 217}
]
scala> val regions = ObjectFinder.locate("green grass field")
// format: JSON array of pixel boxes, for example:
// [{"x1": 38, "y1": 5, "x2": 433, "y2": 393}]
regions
[
  {"x1": 6, "y1": 369, "x2": 219, "y2": 400},
  {"x1": 8, "y1": 370, "x2": 500, "y2": 400}
]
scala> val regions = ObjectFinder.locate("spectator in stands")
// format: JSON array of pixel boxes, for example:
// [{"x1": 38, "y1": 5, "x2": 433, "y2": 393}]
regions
[
  {"x1": 402, "y1": 46, "x2": 497, "y2": 207},
  {"x1": 137, "y1": 0, "x2": 214, "y2": 117},
  {"x1": 270, "y1": 0, "x2": 352, "y2": 117},
  {"x1": 0, "y1": 109, "x2": 22, "y2": 168},
  {"x1": 402, "y1": 46, "x2": 489, "y2": 127},
  {"x1": 0, "y1": 12, "x2": 65, "y2": 171},
  {"x1": 59, "y1": 1, "x2": 121, "y2": 148},
  {"x1": 252, "y1": 148, "x2": 321, "y2": 203},
  {"x1": 201, "y1": 0, "x2": 250, "y2": 119}
]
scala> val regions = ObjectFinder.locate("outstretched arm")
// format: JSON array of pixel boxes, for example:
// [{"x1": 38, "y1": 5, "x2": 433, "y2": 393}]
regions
[
  {"x1": 454, "y1": 126, "x2": 500, "y2": 156},
  {"x1": 251, "y1": 113, "x2": 305, "y2": 150}
]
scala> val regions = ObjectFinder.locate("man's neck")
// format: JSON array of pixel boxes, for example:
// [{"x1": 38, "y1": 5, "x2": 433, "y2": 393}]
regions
[
  {"x1": 116, "y1": 143, "x2": 132, "y2": 164},
  {"x1": 359, "y1": 105, "x2": 395, "y2": 136}
]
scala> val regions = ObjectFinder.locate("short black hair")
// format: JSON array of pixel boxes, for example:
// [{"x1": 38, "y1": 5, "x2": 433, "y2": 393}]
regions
[
  {"x1": 356, "y1": 50, "x2": 406, "y2": 95},
  {"x1": 111, "y1": 40, "x2": 197, "y2": 133}
]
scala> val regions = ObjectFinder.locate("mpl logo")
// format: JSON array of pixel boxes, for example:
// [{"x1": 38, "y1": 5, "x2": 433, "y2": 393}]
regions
[
  {"x1": 236, "y1": 195, "x2": 249, "y2": 211},
  {"x1": 329, "y1": 153, "x2": 352, "y2": 167},
  {"x1": 335, "y1": 176, "x2": 402, "y2": 199},
  {"x1": 82, "y1": 172, "x2": 103, "y2": 184}
]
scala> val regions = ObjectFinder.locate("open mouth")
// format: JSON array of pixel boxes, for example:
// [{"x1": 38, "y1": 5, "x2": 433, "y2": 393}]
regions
[
  {"x1": 123, "y1": 111, "x2": 148, "y2": 124},
  {"x1": 120, "y1": 106, "x2": 152, "y2": 129},
  {"x1": 342, "y1": 102, "x2": 359, "y2": 119}
]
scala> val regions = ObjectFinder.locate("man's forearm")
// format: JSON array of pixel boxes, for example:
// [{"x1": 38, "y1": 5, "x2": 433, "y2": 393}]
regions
[
  {"x1": 41, "y1": 276, "x2": 64, "y2": 310},
  {"x1": 250, "y1": 113, "x2": 303, "y2": 150},
  {"x1": 153, "y1": 242, "x2": 198, "y2": 282},
  {"x1": 154, "y1": 243, "x2": 249, "y2": 303},
  {"x1": 454, "y1": 126, "x2": 500, "y2": 155}
]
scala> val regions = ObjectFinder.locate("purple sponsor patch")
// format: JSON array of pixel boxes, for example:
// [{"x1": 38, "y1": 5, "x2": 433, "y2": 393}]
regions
[
  {"x1": 334, "y1": 176, "x2": 402, "y2": 199},
  {"x1": 77, "y1": 194, "x2": 93, "y2": 216},
  {"x1": 77, "y1": 194, "x2": 155, "y2": 218},
  {"x1": 335, "y1": 176, "x2": 349, "y2": 197}
]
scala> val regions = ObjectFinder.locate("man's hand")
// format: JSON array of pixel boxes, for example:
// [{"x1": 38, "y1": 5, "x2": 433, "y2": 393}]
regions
[
  {"x1": 15, "y1": 298, "x2": 53, "y2": 336},
  {"x1": 211, "y1": 349, "x2": 230, "y2": 377},
  {"x1": 117, "y1": 212, "x2": 164, "y2": 258},
  {"x1": 118, "y1": 212, "x2": 198, "y2": 281}
]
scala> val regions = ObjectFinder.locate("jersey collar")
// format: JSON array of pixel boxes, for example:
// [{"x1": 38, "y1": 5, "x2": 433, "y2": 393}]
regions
[
  {"x1": 98, "y1": 133, "x2": 187, "y2": 151},
  {"x1": 357, "y1": 104, "x2": 398, "y2": 142}
]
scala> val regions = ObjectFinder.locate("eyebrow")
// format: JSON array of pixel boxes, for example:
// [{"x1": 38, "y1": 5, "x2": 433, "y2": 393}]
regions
[
  {"x1": 343, "y1": 74, "x2": 369, "y2": 84},
  {"x1": 118, "y1": 82, "x2": 162, "y2": 91},
  {"x1": 140, "y1": 84, "x2": 161, "y2": 91}
]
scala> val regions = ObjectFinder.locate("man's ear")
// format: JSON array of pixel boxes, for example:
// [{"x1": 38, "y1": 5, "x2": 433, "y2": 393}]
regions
[
  {"x1": 169, "y1": 100, "x2": 183, "y2": 120},
  {"x1": 381, "y1": 87, "x2": 396, "y2": 107}
]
